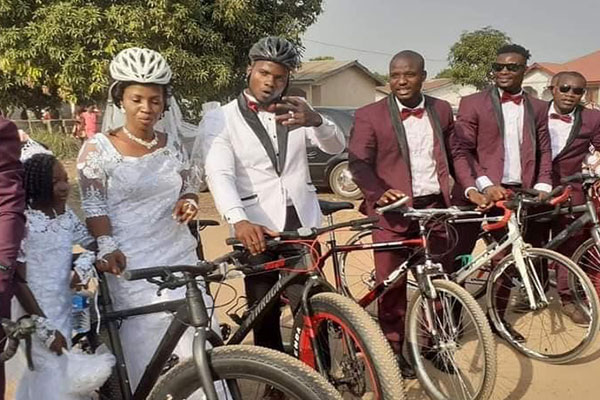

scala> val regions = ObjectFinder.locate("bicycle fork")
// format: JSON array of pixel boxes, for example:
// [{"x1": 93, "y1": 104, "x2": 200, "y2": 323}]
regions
[{"x1": 511, "y1": 239, "x2": 549, "y2": 309}]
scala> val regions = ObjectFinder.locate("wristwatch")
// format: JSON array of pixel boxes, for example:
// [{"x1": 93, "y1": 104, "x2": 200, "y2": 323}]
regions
[{"x1": 0, "y1": 263, "x2": 9, "y2": 272}]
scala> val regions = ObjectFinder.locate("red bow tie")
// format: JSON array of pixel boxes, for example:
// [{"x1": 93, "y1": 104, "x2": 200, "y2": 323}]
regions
[
  {"x1": 247, "y1": 100, "x2": 261, "y2": 113},
  {"x1": 501, "y1": 92, "x2": 523, "y2": 105},
  {"x1": 550, "y1": 113, "x2": 573, "y2": 123},
  {"x1": 400, "y1": 108, "x2": 425, "y2": 121}
]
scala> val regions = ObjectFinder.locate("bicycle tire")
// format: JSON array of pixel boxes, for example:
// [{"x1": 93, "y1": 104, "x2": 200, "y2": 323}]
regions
[
  {"x1": 486, "y1": 247, "x2": 600, "y2": 363},
  {"x1": 406, "y1": 279, "x2": 496, "y2": 400},
  {"x1": 571, "y1": 237, "x2": 600, "y2": 296},
  {"x1": 148, "y1": 344, "x2": 342, "y2": 400},
  {"x1": 291, "y1": 292, "x2": 405, "y2": 400}
]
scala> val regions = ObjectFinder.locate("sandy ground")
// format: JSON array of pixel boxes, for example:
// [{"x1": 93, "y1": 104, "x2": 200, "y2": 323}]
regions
[{"x1": 6, "y1": 162, "x2": 600, "y2": 399}]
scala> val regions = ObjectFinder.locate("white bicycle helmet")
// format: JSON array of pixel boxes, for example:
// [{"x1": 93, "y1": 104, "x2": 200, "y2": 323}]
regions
[{"x1": 109, "y1": 47, "x2": 172, "y2": 84}]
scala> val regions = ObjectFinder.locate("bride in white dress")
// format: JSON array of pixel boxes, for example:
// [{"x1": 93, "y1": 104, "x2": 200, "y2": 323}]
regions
[{"x1": 77, "y1": 48, "x2": 216, "y2": 392}]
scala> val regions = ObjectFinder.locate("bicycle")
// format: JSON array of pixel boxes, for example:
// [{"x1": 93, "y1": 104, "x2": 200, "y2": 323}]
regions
[
  {"x1": 223, "y1": 219, "x2": 405, "y2": 400},
  {"x1": 90, "y1": 252, "x2": 344, "y2": 400},
  {"x1": 316, "y1": 199, "x2": 496, "y2": 400}
]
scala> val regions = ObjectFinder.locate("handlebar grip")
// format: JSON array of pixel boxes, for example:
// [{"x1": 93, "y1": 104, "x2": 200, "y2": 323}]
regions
[
  {"x1": 376, "y1": 196, "x2": 410, "y2": 215},
  {"x1": 226, "y1": 238, "x2": 241, "y2": 246},
  {"x1": 560, "y1": 173, "x2": 587, "y2": 184},
  {"x1": 122, "y1": 268, "x2": 166, "y2": 281}
]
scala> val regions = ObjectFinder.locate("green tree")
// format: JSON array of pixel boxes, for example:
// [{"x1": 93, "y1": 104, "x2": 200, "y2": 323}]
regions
[
  {"x1": 0, "y1": 0, "x2": 323, "y2": 116},
  {"x1": 445, "y1": 26, "x2": 511, "y2": 90},
  {"x1": 309, "y1": 55, "x2": 334, "y2": 61}
]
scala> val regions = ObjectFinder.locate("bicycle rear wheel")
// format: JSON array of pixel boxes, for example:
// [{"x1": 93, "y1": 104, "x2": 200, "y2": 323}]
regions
[
  {"x1": 571, "y1": 237, "x2": 600, "y2": 297},
  {"x1": 291, "y1": 292, "x2": 405, "y2": 400},
  {"x1": 148, "y1": 345, "x2": 342, "y2": 400},
  {"x1": 339, "y1": 230, "x2": 418, "y2": 317},
  {"x1": 406, "y1": 279, "x2": 496, "y2": 400},
  {"x1": 486, "y1": 247, "x2": 600, "y2": 363}
]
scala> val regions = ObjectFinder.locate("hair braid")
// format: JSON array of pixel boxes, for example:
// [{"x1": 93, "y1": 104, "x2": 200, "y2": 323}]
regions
[{"x1": 23, "y1": 153, "x2": 57, "y2": 205}]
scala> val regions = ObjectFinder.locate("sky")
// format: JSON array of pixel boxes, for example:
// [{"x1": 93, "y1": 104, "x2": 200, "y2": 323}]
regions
[{"x1": 302, "y1": 0, "x2": 600, "y2": 76}]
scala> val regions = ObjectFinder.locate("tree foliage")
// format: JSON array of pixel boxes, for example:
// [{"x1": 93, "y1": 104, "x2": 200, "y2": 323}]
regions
[
  {"x1": 0, "y1": 0, "x2": 323, "y2": 116},
  {"x1": 445, "y1": 26, "x2": 511, "y2": 90}
]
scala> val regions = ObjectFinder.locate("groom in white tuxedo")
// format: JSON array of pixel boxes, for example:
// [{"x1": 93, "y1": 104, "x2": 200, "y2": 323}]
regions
[{"x1": 203, "y1": 36, "x2": 345, "y2": 352}]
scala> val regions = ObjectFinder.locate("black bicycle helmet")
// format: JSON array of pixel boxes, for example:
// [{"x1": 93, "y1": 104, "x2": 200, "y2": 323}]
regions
[{"x1": 248, "y1": 36, "x2": 301, "y2": 70}]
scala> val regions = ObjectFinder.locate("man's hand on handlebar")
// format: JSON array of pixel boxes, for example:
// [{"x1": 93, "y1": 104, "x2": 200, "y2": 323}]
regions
[
  {"x1": 234, "y1": 220, "x2": 278, "y2": 255},
  {"x1": 376, "y1": 189, "x2": 406, "y2": 207},
  {"x1": 483, "y1": 185, "x2": 508, "y2": 202},
  {"x1": 466, "y1": 188, "x2": 493, "y2": 211}
]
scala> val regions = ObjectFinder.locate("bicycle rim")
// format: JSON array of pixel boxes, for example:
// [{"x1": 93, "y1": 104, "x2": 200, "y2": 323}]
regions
[
  {"x1": 407, "y1": 280, "x2": 496, "y2": 400},
  {"x1": 487, "y1": 247, "x2": 600, "y2": 363}
]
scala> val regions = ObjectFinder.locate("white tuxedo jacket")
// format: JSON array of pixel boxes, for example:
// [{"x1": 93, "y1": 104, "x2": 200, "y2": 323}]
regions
[{"x1": 202, "y1": 95, "x2": 345, "y2": 231}]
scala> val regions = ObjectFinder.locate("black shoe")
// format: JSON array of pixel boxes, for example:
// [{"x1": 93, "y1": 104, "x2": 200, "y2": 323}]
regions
[
  {"x1": 490, "y1": 318, "x2": 525, "y2": 343},
  {"x1": 395, "y1": 353, "x2": 416, "y2": 380},
  {"x1": 423, "y1": 350, "x2": 456, "y2": 375}
]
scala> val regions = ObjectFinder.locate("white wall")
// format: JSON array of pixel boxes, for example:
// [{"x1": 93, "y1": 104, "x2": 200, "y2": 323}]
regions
[{"x1": 424, "y1": 84, "x2": 477, "y2": 108}]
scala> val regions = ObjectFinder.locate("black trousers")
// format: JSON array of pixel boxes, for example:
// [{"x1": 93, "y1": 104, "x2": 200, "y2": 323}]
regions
[{"x1": 244, "y1": 206, "x2": 305, "y2": 351}]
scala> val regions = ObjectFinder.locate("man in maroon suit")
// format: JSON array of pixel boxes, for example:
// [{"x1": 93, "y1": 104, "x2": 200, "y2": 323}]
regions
[
  {"x1": 349, "y1": 50, "x2": 462, "y2": 378},
  {"x1": 451, "y1": 44, "x2": 553, "y2": 341},
  {"x1": 534, "y1": 71, "x2": 600, "y2": 323},
  {"x1": 0, "y1": 117, "x2": 25, "y2": 399}
]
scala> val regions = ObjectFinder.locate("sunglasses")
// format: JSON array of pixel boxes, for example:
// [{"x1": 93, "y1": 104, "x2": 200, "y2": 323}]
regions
[
  {"x1": 551, "y1": 84, "x2": 586, "y2": 95},
  {"x1": 491, "y1": 63, "x2": 525, "y2": 72}
]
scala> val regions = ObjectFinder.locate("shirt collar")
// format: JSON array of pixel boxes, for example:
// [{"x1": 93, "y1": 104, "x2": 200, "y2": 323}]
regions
[
  {"x1": 548, "y1": 101, "x2": 576, "y2": 118},
  {"x1": 395, "y1": 95, "x2": 425, "y2": 111}
]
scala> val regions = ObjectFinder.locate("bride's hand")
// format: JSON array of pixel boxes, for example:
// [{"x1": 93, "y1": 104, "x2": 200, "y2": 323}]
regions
[
  {"x1": 173, "y1": 197, "x2": 198, "y2": 224},
  {"x1": 96, "y1": 250, "x2": 127, "y2": 275}
]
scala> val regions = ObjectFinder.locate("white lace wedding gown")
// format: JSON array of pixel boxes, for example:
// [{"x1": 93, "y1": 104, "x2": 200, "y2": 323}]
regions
[
  {"x1": 13, "y1": 207, "x2": 96, "y2": 400},
  {"x1": 77, "y1": 133, "x2": 217, "y2": 392}
]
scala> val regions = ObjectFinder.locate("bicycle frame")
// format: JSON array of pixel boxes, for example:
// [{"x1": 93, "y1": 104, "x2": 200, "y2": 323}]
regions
[
  {"x1": 452, "y1": 212, "x2": 550, "y2": 310},
  {"x1": 96, "y1": 274, "x2": 223, "y2": 400}
]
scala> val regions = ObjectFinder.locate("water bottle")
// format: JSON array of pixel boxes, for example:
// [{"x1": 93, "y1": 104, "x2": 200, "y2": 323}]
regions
[{"x1": 72, "y1": 293, "x2": 91, "y2": 334}]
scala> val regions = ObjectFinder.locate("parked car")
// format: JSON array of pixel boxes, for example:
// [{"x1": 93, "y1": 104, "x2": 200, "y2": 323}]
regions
[{"x1": 309, "y1": 107, "x2": 362, "y2": 199}]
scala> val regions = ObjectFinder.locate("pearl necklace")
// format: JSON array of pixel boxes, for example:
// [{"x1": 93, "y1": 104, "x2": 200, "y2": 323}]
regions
[{"x1": 122, "y1": 126, "x2": 158, "y2": 150}]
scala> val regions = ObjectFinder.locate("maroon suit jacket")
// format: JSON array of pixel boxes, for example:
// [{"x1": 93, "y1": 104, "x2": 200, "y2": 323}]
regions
[
  {"x1": 349, "y1": 94, "x2": 459, "y2": 233},
  {"x1": 451, "y1": 87, "x2": 552, "y2": 191},
  {"x1": 551, "y1": 104, "x2": 600, "y2": 205},
  {"x1": 0, "y1": 117, "x2": 25, "y2": 293}
]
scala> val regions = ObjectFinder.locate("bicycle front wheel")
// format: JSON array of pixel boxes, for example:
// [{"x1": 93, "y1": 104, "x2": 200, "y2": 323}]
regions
[
  {"x1": 148, "y1": 345, "x2": 342, "y2": 400},
  {"x1": 406, "y1": 279, "x2": 496, "y2": 400},
  {"x1": 291, "y1": 292, "x2": 405, "y2": 400},
  {"x1": 486, "y1": 247, "x2": 600, "y2": 363}
]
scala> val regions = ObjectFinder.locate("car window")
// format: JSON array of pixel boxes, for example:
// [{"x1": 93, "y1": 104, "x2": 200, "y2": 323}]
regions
[{"x1": 316, "y1": 108, "x2": 355, "y2": 137}]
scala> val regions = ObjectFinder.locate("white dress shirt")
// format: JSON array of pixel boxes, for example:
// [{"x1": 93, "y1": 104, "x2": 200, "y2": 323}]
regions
[
  {"x1": 395, "y1": 97, "x2": 440, "y2": 197},
  {"x1": 469, "y1": 88, "x2": 551, "y2": 196},
  {"x1": 548, "y1": 103, "x2": 575, "y2": 159}
]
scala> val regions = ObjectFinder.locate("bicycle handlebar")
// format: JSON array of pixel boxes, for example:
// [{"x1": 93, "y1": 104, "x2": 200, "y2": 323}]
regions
[
  {"x1": 560, "y1": 172, "x2": 598, "y2": 185},
  {"x1": 121, "y1": 261, "x2": 217, "y2": 281},
  {"x1": 482, "y1": 186, "x2": 572, "y2": 231},
  {"x1": 225, "y1": 216, "x2": 380, "y2": 247}
]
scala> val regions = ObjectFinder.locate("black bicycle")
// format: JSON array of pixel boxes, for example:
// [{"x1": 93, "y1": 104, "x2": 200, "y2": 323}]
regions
[{"x1": 90, "y1": 248, "x2": 342, "y2": 400}]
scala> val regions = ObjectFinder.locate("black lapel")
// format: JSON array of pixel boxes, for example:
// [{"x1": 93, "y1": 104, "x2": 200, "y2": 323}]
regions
[
  {"x1": 523, "y1": 93, "x2": 537, "y2": 159},
  {"x1": 386, "y1": 93, "x2": 411, "y2": 173},
  {"x1": 424, "y1": 96, "x2": 450, "y2": 170},
  {"x1": 490, "y1": 87, "x2": 505, "y2": 138},
  {"x1": 555, "y1": 105, "x2": 583, "y2": 159},
  {"x1": 276, "y1": 122, "x2": 289, "y2": 174},
  {"x1": 237, "y1": 93, "x2": 280, "y2": 175}
]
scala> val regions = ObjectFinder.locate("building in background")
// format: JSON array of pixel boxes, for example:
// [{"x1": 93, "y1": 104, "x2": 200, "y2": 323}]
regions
[{"x1": 290, "y1": 60, "x2": 385, "y2": 107}]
